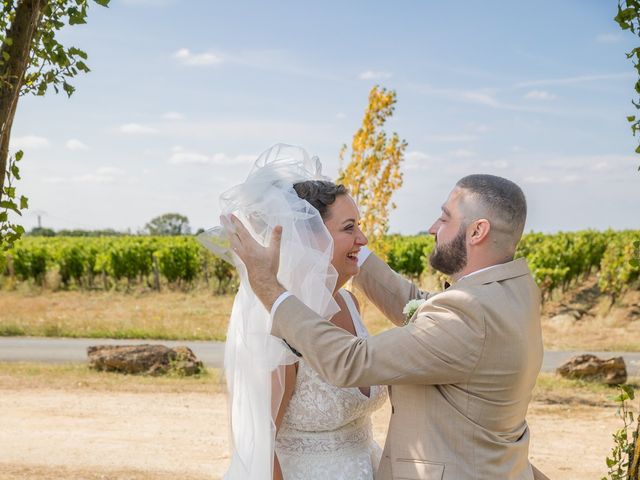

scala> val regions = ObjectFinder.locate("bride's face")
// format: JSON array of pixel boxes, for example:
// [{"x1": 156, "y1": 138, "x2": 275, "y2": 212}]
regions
[{"x1": 323, "y1": 194, "x2": 368, "y2": 286}]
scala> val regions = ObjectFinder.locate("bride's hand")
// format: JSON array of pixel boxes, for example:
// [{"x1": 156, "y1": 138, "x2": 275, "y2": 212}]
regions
[{"x1": 223, "y1": 214, "x2": 286, "y2": 310}]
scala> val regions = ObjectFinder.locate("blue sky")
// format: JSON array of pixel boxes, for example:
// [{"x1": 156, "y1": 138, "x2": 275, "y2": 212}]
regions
[{"x1": 10, "y1": 0, "x2": 640, "y2": 234}]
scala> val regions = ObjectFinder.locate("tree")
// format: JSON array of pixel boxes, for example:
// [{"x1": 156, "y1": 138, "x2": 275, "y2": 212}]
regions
[
  {"x1": 337, "y1": 85, "x2": 408, "y2": 259},
  {"x1": 144, "y1": 213, "x2": 191, "y2": 236},
  {"x1": 28, "y1": 226, "x2": 54, "y2": 236},
  {"x1": 614, "y1": 1, "x2": 640, "y2": 170},
  {"x1": 0, "y1": 0, "x2": 109, "y2": 252}
]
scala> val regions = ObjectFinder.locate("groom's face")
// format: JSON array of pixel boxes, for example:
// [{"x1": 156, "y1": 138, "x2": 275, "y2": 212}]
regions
[{"x1": 427, "y1": 188, "x2": 469, "y2": 276}]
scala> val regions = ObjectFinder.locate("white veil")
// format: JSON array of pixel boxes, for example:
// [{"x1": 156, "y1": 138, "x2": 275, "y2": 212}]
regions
[{"x1": 198, "y1": 144, "x2": 340, "y2": 479}]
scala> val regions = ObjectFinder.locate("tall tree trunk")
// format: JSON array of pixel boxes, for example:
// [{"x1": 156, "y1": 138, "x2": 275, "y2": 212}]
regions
[{"x1": 0, "y1": 0, "x2": 47, "y2": 201}]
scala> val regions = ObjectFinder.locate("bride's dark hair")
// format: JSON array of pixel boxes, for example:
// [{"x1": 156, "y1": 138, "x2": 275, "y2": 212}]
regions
[{"x1": 293, "y1": 180, "x2": 348, "y2": 220}]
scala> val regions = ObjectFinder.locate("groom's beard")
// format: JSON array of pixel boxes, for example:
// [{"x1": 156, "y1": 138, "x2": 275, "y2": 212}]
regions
[{"x1": 429, "y1": 227, "x2": 468, "y2": 276}]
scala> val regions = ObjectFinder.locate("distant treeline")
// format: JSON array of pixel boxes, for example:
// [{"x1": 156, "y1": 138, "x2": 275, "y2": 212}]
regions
[{"x1": 28, "y1": 227, "x2": 131, "y2": 237}]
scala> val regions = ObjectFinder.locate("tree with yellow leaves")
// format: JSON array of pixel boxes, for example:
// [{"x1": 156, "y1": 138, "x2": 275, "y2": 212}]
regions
[{"x1": 338, "y1": 85, "x2": 408, "y2": 259}]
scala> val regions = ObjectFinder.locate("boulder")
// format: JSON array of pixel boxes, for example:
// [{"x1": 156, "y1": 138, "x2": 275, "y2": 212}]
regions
[
  {"x1": 87, "y1": 344, "x2": 203, "y2": 376},
  {"x1": 556, "y1": 353, "x2": 627, "y2": 385}
]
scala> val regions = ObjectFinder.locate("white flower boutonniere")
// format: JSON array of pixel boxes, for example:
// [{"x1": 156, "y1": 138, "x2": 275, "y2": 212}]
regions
[{"x1": 402, "y1": 299, "x2": 426, "y2": 325}]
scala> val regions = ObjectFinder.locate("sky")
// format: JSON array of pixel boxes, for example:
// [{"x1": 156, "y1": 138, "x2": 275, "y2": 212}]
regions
[{"x1": 9, "y1": 0, "x2": 640, "y2": 234}]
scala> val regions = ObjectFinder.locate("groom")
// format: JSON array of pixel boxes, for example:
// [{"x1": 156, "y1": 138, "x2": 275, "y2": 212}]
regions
[{"x1": 228, "y1": 174, "x2": 549, "y2": 480}]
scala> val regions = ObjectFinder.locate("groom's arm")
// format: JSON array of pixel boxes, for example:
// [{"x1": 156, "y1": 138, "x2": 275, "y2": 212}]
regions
[
  {"x1": 354, "y1": 249, "x2": 432, "y2": 326},
  {"x1": 225, "y1": 216, "x2": 478, "y2": 387},
  {"x1": 271, "y1": 289, "x2": 485, "y2": 388}
]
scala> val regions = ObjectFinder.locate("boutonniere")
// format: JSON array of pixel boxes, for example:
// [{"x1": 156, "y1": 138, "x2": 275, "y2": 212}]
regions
[{"x1": 402, "y1": 299, "x2": 426, "y2": 325}]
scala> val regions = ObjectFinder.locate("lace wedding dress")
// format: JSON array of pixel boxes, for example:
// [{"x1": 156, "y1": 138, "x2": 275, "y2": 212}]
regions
[{"x1": 275, "y1": 289, "x2": 388, "y2": 480}]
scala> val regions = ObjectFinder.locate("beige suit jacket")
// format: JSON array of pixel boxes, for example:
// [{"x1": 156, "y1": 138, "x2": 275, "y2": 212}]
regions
[{"x1": 271, "y1": 254, "x2": 543, "y2": 480}]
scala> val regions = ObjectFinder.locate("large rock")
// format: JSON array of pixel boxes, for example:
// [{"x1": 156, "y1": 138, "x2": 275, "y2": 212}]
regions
[
  {"x1": 556, "y1": 353, "x2": 627, "y2": 385},
  {"x1": 87, "y1": 344, "x2": 204, "y2": 376}
]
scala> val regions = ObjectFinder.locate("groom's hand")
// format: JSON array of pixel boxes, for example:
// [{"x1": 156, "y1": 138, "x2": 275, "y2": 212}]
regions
[{"x1": 223, "y1": 214, "x2": 286, "y2": 311}]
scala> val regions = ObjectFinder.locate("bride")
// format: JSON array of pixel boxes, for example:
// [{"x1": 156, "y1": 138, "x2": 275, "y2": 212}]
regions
[{"x1": 199, "y1": 144, "x2": 387, "y2": 480}]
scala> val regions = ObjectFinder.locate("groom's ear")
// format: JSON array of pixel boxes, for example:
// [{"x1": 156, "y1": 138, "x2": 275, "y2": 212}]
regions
[{"x1": 468, "y1": 219, "x2": 490, "y2": 245}]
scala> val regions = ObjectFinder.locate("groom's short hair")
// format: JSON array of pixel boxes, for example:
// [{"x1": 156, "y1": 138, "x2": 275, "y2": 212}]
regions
[{"x1": 456, "y1": 174, "x2": 527, "y2": 246}]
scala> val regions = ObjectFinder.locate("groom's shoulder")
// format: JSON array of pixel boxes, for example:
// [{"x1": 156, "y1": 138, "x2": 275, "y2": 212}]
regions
[{"x1": 423, "y1": 287, "x2": 484, "y2": 318}]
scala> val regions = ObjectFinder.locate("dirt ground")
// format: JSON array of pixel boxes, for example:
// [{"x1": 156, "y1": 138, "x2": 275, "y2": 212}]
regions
[{"x1": 0, "y1": 386, "x2": 623, "y2": 480}]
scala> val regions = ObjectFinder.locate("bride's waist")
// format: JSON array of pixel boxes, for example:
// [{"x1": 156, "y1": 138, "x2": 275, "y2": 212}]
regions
[{"x1": 276, "y1": 417, "x2": 373, "y2": 455}]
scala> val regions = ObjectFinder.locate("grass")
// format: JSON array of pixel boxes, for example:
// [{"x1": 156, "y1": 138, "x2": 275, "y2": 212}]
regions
[
  {"x1": 0, "y1": 362, "x2": 224, "y2": 393},
  {"x1": 540, "y1": 307, "x2": 640, "y2": 352},
  {"x1": 0, "y1": 287, "x2": 396, "y2": 341},
  {"x1": 1, "y1": 362, "x2": 637, "y2": 410},
  {"x1": 0, "y1": 289, "x2": 234, "y2": 340},
  {"x1": 1, "y1": 281, "x2": 639, "y2": 352},
  {"x1": 533, "y1": 372, "x2": 640, "y2": 407}
]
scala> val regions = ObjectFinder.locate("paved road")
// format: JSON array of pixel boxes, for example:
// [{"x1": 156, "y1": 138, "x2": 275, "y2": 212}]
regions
[
  {"x1": 1, "y1": 337, "x2": 640, "y2": 375},
  {"x1": 0, "y1": 337, "x2": 224, "y2": 367}
]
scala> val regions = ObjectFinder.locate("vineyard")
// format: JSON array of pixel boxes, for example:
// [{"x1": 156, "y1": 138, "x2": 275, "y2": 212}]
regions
[
  {"x1": 1, "y1": 236, "x2": 236, "y2": 294},
  {"x1": 1, "y1": 230, "x2": 639, "y2": 298}
]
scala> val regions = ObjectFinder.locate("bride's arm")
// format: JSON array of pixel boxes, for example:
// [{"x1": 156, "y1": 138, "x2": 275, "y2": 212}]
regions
[
  {"x1": 272, "y1": 364, "x2": 297, "y2": 480},
  {"x1": 353, "y1": 252, "x2": 431, "y2": 326}
]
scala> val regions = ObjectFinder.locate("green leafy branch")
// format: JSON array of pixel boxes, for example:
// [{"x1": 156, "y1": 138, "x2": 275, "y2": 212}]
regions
[
  {"x1": 615, "y1": 1, "x2": 640, "y2": 169},
  {"x1": 21, "y1": 0, "x2": 109, "y2": 97},
  {"x1": 602, "y1": 384, "x2": 640, "y2": 480},
  {"x1": 0, "y1": 149, "x2": 27, "y2": 252}
]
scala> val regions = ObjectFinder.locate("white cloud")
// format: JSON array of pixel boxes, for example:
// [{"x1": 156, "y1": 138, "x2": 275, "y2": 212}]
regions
[
  {"x1": 590, "y1": 161, "x2": 611, "y2": 171},
  {"x1": 168, "y1": 147, "x2": 254, "y2": 166},
  {"x1": 596, "y1": 33, "x2": 622, "y2": 44},
  {"x1": 10, "y1": 135, "x2": 50, "y2": 150},
  {"x1": 411, "y1": 83, "x2": 541, "y2": 112},
  {"x1": 162, "y1": 111, "x2": 184, "y2": 121},
  {"x1": 449, "y1": 149, "x2": 476, "y2": 158},
  {"x1": 174, "y1": 48, "x2": 223, "y2": 66},
  {"x1": 523, "y1": 175, "x2": 551, "y2": 184},
  {"x1": 461, "y1": 91, "x2": 499, "y2": 107},
  {"x1": 524, "y1": 90, "x2": 557, "y2": 101},
  {"x1": 468, "y1": 123, "x2": 491, "y2": 134},
  {"x1": 424, "y1": 134, "x2": 479, "y2": 143},
  {"x1": 169, "y1": 149, "x2": 210, "y2": 165},
  {"x1": 164, "y1": 119, "x2": 338, "y2": 148},
  {"x1": 97, "y1": 167, "x2": 126, "y2": 176},
  {"x1": 122, "y1": 0, "x2": 172, "y2": 5},
  {"x1": 560, "y1": 174, "x2": 581, "y2": 183},
  {"x1": 515, "y1": 72, "x2": 633, "y2": 88},
  {"x1": 43, "y1": 167, "x2": 125, "y2": 184},
  {"x1": 179, "y1": 47, "x2": 341, "y2": 81},
  {"x1": 66, "y1": 139, "x2": 89, "y2": 151},
  {"x1": 119, "y1": 123, "x2": 158, "y2": 134},
  {"x1": 403, "y1": 150, "x2": 443, "y2": 170},
  {"x1": 359, "y1": 70, "x2": 392, "y2": 80},
  {"x1": 481, "y1": 160, "x2": 509, "y2": 169},
  {"x1": 210, "y1": 153, "x2": 255, "y2": 165},
  {"x1": 518, "y1": 154, "x2": 634, "y2": 186},
  {"x1": 405, "y1": 151, "x2": 433, "y2": 163}
]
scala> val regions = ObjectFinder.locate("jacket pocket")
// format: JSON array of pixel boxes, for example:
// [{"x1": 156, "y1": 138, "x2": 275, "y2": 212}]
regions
[{"x1": 393, "y1": 458, "x2": 445, "y2": 480}]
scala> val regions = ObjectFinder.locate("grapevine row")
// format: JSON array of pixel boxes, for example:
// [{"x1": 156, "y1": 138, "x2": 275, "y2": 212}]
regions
[{"x1": 2, "y1": 230, "x2": 638, "y2": 297}]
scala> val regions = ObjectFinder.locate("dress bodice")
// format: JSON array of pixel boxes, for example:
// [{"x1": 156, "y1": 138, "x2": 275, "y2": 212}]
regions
[{"x1": 275, "y1": 289, "x2": 387, "y2": 479}]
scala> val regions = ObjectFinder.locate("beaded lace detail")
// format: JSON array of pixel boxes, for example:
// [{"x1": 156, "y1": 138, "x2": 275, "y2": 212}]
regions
[{"x1": 275, "y1": 289, "x2": 387, "y2": 479}]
